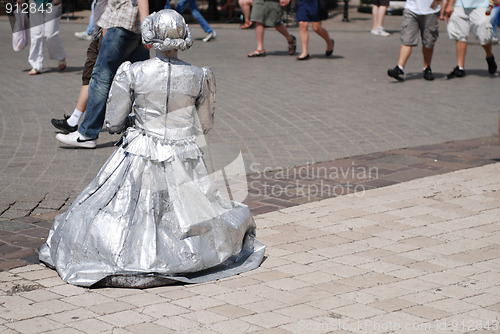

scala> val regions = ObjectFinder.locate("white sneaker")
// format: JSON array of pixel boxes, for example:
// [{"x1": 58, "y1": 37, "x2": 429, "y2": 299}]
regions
[
  {"x1": 378, "y1": 27, "x2": 390, "y2": 37},
  {"x1": 56, "y1": 131, "x2": 97, "y2": 149},
  {"x1": 492, "y1": 37, "x2": 499, "y2": 45},
  {"x1": 202, "y1": 31, "x2": 216, "y2": 42},
  {"x1": 370, "y1": 27, "x2": 390, "y2": 37},
  {"x1": 75, "y1": 31, "x2": 92, "y2": 41}
]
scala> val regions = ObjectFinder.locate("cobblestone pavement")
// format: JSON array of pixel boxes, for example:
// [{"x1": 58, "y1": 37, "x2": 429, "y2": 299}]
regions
[
  {"x1": 0, "y1": 163, "x2": 499, "y2": 333},
  {"x1": 0, "y1": 3, "x2": 499, "y2": 333},
  {"x1": 1, "y1": 135, "x2": 499, "y2": 272},
  {"x1": 0, "y1": 5, "x2": 499, "y2": 219}
]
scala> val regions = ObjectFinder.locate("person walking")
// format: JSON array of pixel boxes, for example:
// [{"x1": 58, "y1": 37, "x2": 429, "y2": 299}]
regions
[
  {"x1": 51, "y1": 0, "x2": 108, "y2": 133},
  {"x1": 247, "y1": 0, "x2": 296, "y2": 57},
  {"x1": 24, "y1": 0, "x2": 66, "y2": 75},
  {"x1": 370, "y1": 0, "x2": 391, "y2": 37},
  {"x1": 239, "y1": 0, "x2": 253, "y2": 28},
  {"x1": 295, "y1": 0, "x2": 334, "y2": 60},
  {"x1": 444, "y1": 0, "x2": 498, "y2": 78},
  {"x1": 387, "y1": 0, "x2": 441, "y2": 81},
  {"x1": 165, "y1": 0, "x2": 217, "y2": 42},
  {"x1": 55, "y1": 0, "x2": 151, "y2": 148},
  {"x1": 75, "y1": 0, "x2": 96, "y2": 40}
]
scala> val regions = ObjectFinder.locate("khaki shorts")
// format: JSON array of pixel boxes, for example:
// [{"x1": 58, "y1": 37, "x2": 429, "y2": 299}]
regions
[
  {"x1": 400, "y1": 9, "x2": 439, "y2": 49},
  {"x1": 447, "y1": 6, "x2": 493, "y2": 45},
  {"x1": 250, "y1": 0, "x2": 283, "y2": 27}
]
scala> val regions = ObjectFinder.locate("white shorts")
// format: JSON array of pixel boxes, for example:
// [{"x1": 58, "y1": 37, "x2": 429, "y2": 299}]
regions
[{"x1": 447, "y1": 6, "x2": 493, "y2": 45}]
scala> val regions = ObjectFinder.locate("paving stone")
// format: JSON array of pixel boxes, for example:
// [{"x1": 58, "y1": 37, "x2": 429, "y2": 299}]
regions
[
  {"x1": 68, "y1": 318, "x2": 115, "y2": 334},
  {"x1": 1, "y1": 15, "x2": 500, "y2": 328},
  {"x1": 5, "y1": 317, "x2": 64, "y2": 334},
  {"x1": 98, "y1": 310, "x2": 154, "y2": 328}
]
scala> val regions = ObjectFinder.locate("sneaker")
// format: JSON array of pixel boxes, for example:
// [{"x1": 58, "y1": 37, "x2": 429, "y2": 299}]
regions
[
  {"x1": 74, "y1": 31, "x2": 92, "y2": 41},
  {"x1": 371, "y1": 27, "x2": 390, "y2": 37},
  {"x1": 486, "y1": 55, "x2": 497, "y2": 74},
  {"x1": 51, "y1": 115, "x2": 78, "y2": 133},
  {"x1": 447, "y1": 66, "x2": 465, "y2": 79},
  {"x1": 202, "y1": 31, "x2": 216, "y2": 42},
  {"x1": 56, "y1": 131, "x2": 97, "y2": 149},
  {"x1": 387, "y1": 65, "x2": 404, "y2": 81},
  {"x1": 492, "y1": 37, "x2": 499, "y2": 45},
  {"x1": 378, "y1": 28, "x2": 390, "y2": 37},
  {"x1": 423, "y1": 66, "x2": 434, "y2": 81}
]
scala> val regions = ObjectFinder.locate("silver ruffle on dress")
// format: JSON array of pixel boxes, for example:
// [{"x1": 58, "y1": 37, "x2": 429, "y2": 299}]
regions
[{"x1": 38, "y1": 55, "x2": 265, "y2": 288}]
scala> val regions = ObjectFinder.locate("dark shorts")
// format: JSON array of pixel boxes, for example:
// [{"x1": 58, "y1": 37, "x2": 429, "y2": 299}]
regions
[
  {"x1": 371, "y1": 0, "x2": 389, "y2": 6},
  {"x1": 82, "y1": 35, "x2": 102, "y2": 85},
  {"x1": 400, "y1": 9, "x2": 439, "y2": 49},
  {"x1": 296, "y1": 0, "x2": 328, "y2": 22},
  {"x1": 250, "y1": 0, "x2": 283, "y2": 27}
]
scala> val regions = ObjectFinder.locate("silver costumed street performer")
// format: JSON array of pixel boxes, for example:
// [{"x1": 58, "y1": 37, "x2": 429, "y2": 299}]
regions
[{"x1": 38, "y1": 9, "x2": 265, "y2": 288}]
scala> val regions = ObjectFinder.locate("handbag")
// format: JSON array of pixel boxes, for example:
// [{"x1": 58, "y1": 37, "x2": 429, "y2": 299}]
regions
[{"x1": 12, "y1": 9, "x2": 29, "y2": 52}]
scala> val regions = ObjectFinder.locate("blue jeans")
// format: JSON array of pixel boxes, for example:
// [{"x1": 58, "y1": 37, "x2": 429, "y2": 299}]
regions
[
  {"x1": 166, "y1": 0, "x2": 213, "y2": 34},
  {"x1": 86, "y1": 0, "x2": 96, "y2": 35},
  {"x1": 491, "y1": 6, "x2": 499, "y2": 39},
  {"x1": 79, "y1": 27, "x2": 149, "y2": 139}
]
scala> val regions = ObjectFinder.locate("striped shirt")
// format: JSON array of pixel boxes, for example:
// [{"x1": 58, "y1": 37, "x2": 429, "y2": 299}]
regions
[{"x1": 97, "y1": 0, "x2": 141, "y2": 34}]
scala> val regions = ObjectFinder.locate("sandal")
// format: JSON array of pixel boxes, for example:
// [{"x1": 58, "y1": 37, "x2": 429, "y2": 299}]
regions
[
  {"x1": 58, "y1": 59, "x2": 67, "y2": 71},
  {"x1": 248, "y1": 50, "x2": 266, "y2": 57},
  {"x1": 241, "y1": 21, "x2": 253, "y2": 29},
  {"x1": 288, "y1": 35, "x2": 297, "y2": 55},
  {"x1": 28, "y1": 68, "x2": 41, "y2": 75}
]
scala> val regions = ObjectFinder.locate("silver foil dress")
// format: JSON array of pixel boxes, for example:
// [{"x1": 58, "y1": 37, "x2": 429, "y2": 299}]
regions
[{"x1": 38, "y1": 55, "x2": 265, "y2": 288}]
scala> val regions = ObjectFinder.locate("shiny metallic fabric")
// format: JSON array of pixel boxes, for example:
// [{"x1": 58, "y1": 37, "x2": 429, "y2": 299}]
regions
[
  {"x1": 141, "y1": 9, "x2": 193, "y2": 51},
  {"x1": 38, "y1": 55, "x2": 265, "y2": 288}
]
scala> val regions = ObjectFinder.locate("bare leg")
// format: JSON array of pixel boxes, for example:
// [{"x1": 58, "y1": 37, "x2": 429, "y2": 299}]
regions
[
  {"x1": 372, "y1": 5, "x2": 380, "y2": 29},
  {"x1": 422, "y1": 46, "x2": 433, "y2": 68},
  {"x1": 311, "y1": 21, "x2": 332, "y2": 50},
  {"x1": 275, "y1": 23, "x2": 293, "y2": 43},
  {"x1": 298, "y1": 21, "x2": 309, "y2": 58},
  {"x1": 239, "y1": 0, "x2": 253, "y2": 27},
  {"x1": 75, "y1": 85, "x2": 89, "y2": 113},
  {"x1": 397, "y1": 45, "x2": 413, "y2": 68},
  {"x1": 255, "y1": 22, "x2": 265, "y2": 51},
  {"x1": 372, "y1": 5, "x2": 387, "y2": 29},
  {"x1": 482, "y1": 41, "x2": 493, "y2": 58},
  {"x1": 456, "y1": 41, "x2": 467, "y2": 68}
]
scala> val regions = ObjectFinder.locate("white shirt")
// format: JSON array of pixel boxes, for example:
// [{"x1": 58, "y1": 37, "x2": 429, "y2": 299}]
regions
[{"x1": 405, "y1": 0, "x2": 441, "y2": 15}]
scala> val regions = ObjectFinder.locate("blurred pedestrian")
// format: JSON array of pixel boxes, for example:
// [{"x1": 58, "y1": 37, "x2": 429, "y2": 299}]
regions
[
  {"x1": 491, "y1": 3, "x2": 499, "y2": 43},
  {"x1": 239, "y1": 0, "x2": 253, "y2": 28},
  {"x1": 444, "y1": 0, "x2": 497, "y2": 78},
  {"x1": 247, "y1": 0, "x2": 296, "y2": 57},
  {"x1": 370, "y1": 0, "x2": 390, "y2": 36},
  {"x1": 165, "y1": 0, "x2": 217, "y2": 42},
  {"x1": 24, "y1": 0, "x2": 66, "y2": 75},
  {"x1": 51, "y1": 0, "x2": 108, "y2": 133},
  {"x1": 75, "y1": 0, "x2": 96, "y2": 40},
  {"x1": 387, "y1": 0, "x2": 441, "y2": 81},
  {"x1": 295, "y1": 0, "x2": 334, "y2": 60},
  {"x1": 55, "y1": 0, "x2": 151, "y2": 148}
]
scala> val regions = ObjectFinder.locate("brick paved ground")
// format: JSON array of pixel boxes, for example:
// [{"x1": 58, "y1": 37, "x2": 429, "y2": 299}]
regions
[
  {"x1": 1, "y1": 4, "x2": 499, "y2": 219},
  {"x1": 0, "y1": 163, "x2": 499, "y2": 333},
  {"x1": 0, "y1": 2, "x2": 499, "y2": 333},
  {"x1": 1, "y1": 135, "x2": 499, "y2": 272}
]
